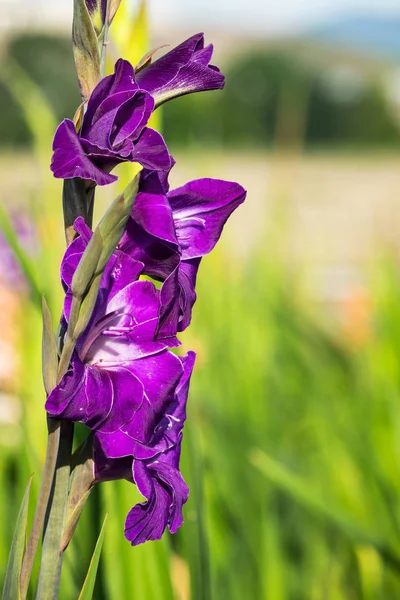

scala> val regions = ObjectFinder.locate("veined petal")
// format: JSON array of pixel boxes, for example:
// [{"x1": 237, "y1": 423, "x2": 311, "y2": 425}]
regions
[
  {"x1": 96, "y1": 366, "x2": 144, "y2": 433},
  {"x1": 130, "y1": 128, "x2": 173, "y2": 171},
  {"x1": 45, "y1": 356, "x2": 86, "y2": 417},
  {"x1": 51, "y1": 119, "x2": 116, "y2": 185},
  {"x1": 131, "y1": 187, "x2": 177, "y2": 246},
  {"x1": 177, "y1": 258, "x2": 200, "y2": 332},
  {"x1": 112, "y1": 91, "x2": 154, "y2": 146},
  {"x1": 135, "y1": 351, "x2": 195, "y2": 459},
  {"x1": 136, "y1": 33, "x2": 224, "y2": 106},
  {"x1": 168, "y1": 179, "x2": 246, "y2": 259},
  {"x1": 122, "y1": 350, "x2": 183, "y2": 444},
  {"x1": 125, "y1": 445, "x2": 189, "y2": 545},
  {"x1": 83, "y1": 59, "x2": 138, "y2": 132}
]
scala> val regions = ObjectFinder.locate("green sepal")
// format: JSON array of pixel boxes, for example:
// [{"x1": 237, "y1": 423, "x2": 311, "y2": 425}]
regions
[
  {"x1": 73, "y1": 0, "x2": 101, "y2": 101},
  {"x1": 2, "y1": 476, "x2": 33, "y2": 600},
  {"x1": 135, "y1": 45, "x2": 167, "y2": 73},
  {"x1": 42, "y1": 296, "x2": 59, "y2": 396},
  {"x1": 78, "y1": 514, "x2": 108, "y2": 600},
  {"x1": 96, "y1": 172, "x2": 140, "y2": 271},
  {"x1": 61, "y1": 437, "x2": 95, "y2": 553},
  {"x1": 70, "y1": 228, "x2": 103, "y2": 301},
  {"x1": 88, "y1": 0, "x2": 123, "y2": 36},
  {"x1": 68, "y1": 173, "x2": 140, "y2": 339}
]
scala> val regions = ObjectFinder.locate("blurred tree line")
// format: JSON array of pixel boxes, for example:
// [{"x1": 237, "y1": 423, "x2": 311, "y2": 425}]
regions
[{"x1": 1, "y1": 33, "x2": 400, "y2": 150}]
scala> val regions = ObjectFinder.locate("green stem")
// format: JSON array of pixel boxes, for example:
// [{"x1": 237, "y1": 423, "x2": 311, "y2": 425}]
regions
[
  {"x1": 35, "y1": 421, "x2": 74, "y2": 600},
  {"x1": 100, "y1": 0, "x2": 111, "y2": 77},
  {"x1": 19, "y1": 420, "x2": 61, "y2": 599}
]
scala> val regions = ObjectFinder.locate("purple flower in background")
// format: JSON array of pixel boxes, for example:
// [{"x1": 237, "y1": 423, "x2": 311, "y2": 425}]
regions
[
  {"x1": 120, "y1": 169, "x2": 246, "y2": 337},
  {"x1": 51, "y1": 59, "x2": 172, "y2": 186},
  {"x1": 136, "y1": 33, "x2": 225, "y2": 107},
  {"x1": 0, "y1": 212, "x2": 39, "y2": 290},
  {"x1": 94, "y1": 351, "x2": 195, "y2": 545}
]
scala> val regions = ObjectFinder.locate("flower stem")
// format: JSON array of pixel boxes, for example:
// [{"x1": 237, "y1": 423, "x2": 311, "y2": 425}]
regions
[
  {"x1": 19, "y1": 419, "x2": 61, "y2": 599},
  {"x1": 100, "y1": 0, "x2": 111, "y2": 77},
  {"x1": 35, "y1": 421, "x2": 74, "y2": 600}
]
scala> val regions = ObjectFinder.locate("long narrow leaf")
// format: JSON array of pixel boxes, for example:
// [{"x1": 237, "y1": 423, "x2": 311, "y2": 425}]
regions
[
  {"x1": 250, "y1": 449, "x2": 400, "y2": 571},
  {"x1": 78, "y1": 514, "x2": 108, "y2": 600},
  {"x1": 2, "y1": 476, "x2": 33, "y2": 600}
]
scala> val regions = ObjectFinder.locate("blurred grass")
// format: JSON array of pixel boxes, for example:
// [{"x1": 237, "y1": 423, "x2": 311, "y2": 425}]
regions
[{"x1": 3, "y1": 6, "x2": 400, "y2": 600}]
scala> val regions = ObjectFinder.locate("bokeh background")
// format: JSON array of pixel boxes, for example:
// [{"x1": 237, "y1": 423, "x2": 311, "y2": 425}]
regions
[{"x1": 2, "y1": 0, "x2": 400, "y2": 598}]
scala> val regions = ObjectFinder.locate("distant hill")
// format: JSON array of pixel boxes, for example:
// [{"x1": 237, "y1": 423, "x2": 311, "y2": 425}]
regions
[{"x1": 309, "y1": 16, "x2": 400, "y2": 60}]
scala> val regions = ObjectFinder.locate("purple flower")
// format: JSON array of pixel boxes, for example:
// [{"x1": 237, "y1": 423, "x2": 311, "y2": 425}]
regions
[
  {"x1": 46, "y1": 219, "x2": 195, "y2": 544},
  {"x1": 119, "y1": 169, "x2": 246, "y2": 337},
  {"x1": 51, "y1": 59, "x2": 172, "y2": 186},
  {"x1": 0, "y1": 212, "x2": 39, "y2": 290},
  {"x1": 94, "y1": 351, "x2": 195, "y2": 545},
  {"x1": 136, "y1": 33, "x2": 225, "y2": 107},
  {"x1": 46, "y1": 219, "x2": 182, "y2": 436}
]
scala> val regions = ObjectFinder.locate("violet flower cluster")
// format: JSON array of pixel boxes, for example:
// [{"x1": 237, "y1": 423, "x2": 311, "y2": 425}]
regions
[{"x1": 47, "y1": 34, "x2": 245, "y2": 545}]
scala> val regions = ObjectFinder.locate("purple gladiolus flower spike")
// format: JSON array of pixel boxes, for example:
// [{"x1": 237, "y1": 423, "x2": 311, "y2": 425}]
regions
[
  {"x1": 51, "y1": 59, "x2": 172, "y2": 186},
  {"x1": 120, "y1": 170, "x2": 246, "y2": 337},
  {"x1": 46, "y1": 218, "x2": 195, "y2": 545},
  {"x1": 136, "y1": 33, "x2": 225, "y2": 106}
]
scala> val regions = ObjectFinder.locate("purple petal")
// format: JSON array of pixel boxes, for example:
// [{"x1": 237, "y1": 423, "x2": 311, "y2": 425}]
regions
[
  {"x1": 45, "y1": 356, "x2": 86, "y2": 417},
  {"x1": 177, "y1": 258, "x2": 200, "y2": 332},
  {"x1": 125, "y1": 446, "x2": 189, "y2": 545},
  {"x1": 119, "y1": 219, "x2": 180, "y2": 281},
  {"x1": 130, "y1": 128, "x2": 173, "y2": 171},
  {"x1": 96, "y1": 366, "x2": 144, "y2": 433},
  {"x1": 130, "y1": 185, "x2": 177, "y2": 246},
  {"x1": 94, "y1": 429, "x2": 137, "y2": 462},
  {"x1": 112, "y1": 91, "x2": 154, "y2": 146},
  {"x1": 168, "y1": 179, "x2": 246, "y2": 259},
  {"x1": 51, "y1": 119, "x2": 117, "y2": 185},
  {"x1": 83, "y1": 59, "x2": 138, "y2": 133},
  {"x1": 136, "y1": 33, "x2": 225, "y2": 106},
  {"x1": 136, "y1": 351, "x2": 195, "y2": 458}
]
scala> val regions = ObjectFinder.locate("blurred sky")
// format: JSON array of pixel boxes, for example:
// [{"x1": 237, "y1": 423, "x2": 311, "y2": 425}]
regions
[{"x1": 2, "y1": 0, "x2": 400, "y2": 35}]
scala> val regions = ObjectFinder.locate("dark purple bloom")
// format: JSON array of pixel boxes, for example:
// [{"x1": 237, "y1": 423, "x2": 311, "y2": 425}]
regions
[
  {"x1": 51, "y1": 59, "x2": 172, "y2": 186},
  {"x1": 46, "y1": 218, "x2": 195, "y2": 544},
  {"x1": 119, "y1": 170, "x2": 246, "y2": 337},
  {"x1": 46, "y1": 219, "x2": 182, "y2": 435},
  {"x1": 94, "y1": 351, "x2": 195, "y2": 545},
  {"x1": 136, "y1": 33, "x2": 225, "y2": 106}
]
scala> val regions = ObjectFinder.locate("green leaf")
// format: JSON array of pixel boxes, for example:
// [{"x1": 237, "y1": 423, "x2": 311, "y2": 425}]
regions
[
  {"x1": 42, "y1": 296, "x2": 58, "y2": 396},
  {"x1": 78, "y1": 514, "x2": 108, "y2": 600},
  {"x1": 35, "y1": 423, "x2": 74, "y2": 600},
  {"x1": 2, "y1": 476, "x2": 33, "y2": 600},
  {"x1": 61, "y1": 437, "x2": 95, "y2": 553},
  {"x1": 0, "y1": 201, "x2": 42, "y2": 308},
  {"x1": 249, "y1": 449, "x2": 400, "y2": 571},
  {"x1": 73, "y1": 0, "x2": 101, "y2": 101}
]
